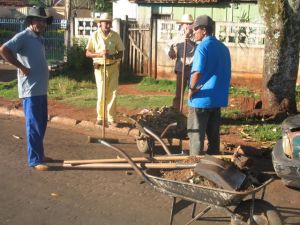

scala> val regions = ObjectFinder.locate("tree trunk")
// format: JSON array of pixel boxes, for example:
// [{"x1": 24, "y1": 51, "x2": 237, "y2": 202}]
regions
[{"x1": 259, "y1": 0, "x2": 300, "y2": 115}]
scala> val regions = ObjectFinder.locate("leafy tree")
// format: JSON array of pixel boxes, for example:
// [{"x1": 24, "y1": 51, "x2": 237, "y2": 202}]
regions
[
  {"x1": 28, "y1": 0, "x2": 52, "y2": 6},
  {"x1": 92, "y1": 0, "x2": 112, "y2": 12},
  {"x1": 258, "y1": 0, "x2": 300, "y2": 115}
]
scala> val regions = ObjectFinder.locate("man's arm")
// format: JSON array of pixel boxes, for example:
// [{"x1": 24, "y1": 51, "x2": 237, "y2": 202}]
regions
[
  {"x1": 0, "y1": 45, "x2": 29, "y2": 76},
  {"x1": 188, "y1": 71, "x2": 203, "y2": 99},
  {"x1": 85, "y1": 49, "x2": 107, "y2": 58}
]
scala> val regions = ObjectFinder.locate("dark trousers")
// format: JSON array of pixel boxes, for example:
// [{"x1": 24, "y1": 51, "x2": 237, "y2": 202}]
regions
[{"x1": 187, "y1": 107, "x2": 221, "y2": 155}]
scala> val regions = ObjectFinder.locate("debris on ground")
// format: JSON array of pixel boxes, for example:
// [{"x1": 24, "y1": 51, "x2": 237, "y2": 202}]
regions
[{"x1": 129, "y1": 106, "x2": 187, "y2": 138}]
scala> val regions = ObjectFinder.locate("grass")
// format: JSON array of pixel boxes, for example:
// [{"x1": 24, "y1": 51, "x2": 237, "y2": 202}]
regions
[
  {"x1": 0, "y1": 74, "x2": 284, "y2": 143},
  {"x1": 0, "y1": 80, "x2": 18, "y2": 99},
  {"x1": 229, "y1": 85, "x2": 259, "y2": 98},
  {"x1": 241, "y1": 124, "x2": 281, "y2": 142},
  {"x1": 118, "y1": 95, "x2": 173, "y2": 110},
  {"x1": 137, "y1": 77, "x2": 176, "y2": 93}
]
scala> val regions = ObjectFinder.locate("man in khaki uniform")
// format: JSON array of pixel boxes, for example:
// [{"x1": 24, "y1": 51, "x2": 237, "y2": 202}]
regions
[
  {"x1": 167, "y1": 14, "x2": 195, "y2": 111},
  {"x1": 86, "y1": 12, "x2": 124, "y2": 127}
]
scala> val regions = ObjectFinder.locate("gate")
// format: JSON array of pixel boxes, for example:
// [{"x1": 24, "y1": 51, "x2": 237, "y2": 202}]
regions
[{"x1": 122, "y1": 21, "x2": 151, "y2": 77}]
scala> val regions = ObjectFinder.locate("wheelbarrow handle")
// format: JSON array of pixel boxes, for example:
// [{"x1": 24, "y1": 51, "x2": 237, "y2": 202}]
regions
[
  {"x1": 143, "y1": 126, "x2": 172, "y2": 155},
  {"x1": 160, "y1": 122, "x2": 177, "y2": 138}
]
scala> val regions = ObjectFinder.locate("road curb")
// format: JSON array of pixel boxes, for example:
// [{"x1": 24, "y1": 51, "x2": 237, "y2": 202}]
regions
[
  {"x1": 50, "y1": 116, "x2": 78, "y2": 126},
  {"x1": 0, "y1": 106, "x2": 10, "y2": 115},
  {"x1": 0, "y1": 106, "x2": 137, "y2": 136}
]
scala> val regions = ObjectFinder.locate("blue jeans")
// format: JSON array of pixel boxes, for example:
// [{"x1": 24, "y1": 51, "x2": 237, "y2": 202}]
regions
[
  {"x1": 23, "y1": 95, "x2": 48, "y2": 166},
  {"x1": 187, "y1": 107, "x2": 221, "y2": 155}
]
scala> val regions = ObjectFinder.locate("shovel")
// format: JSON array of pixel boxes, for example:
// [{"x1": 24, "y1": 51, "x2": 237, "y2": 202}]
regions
[
  {"x1": 74, "y1": 138, "x2": 245, "y2": 190},
  {"x1": 194, "y1": 155, "x2": 246, "y2": 191}
]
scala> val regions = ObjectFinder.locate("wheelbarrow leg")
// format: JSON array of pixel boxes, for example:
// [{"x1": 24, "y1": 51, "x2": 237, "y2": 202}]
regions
[
  {"x1": 249, "y1": 193, "x2": 256, "y2": 224},
  {"x1": 185, "y1": 205, "x2": 211, "y2": 225},
  {"x1": 169, "y1": 197, "x2": 177, "y2": 225},
  {"x1": 192, "y1": 202, "x2": 197, "y2": 218}
]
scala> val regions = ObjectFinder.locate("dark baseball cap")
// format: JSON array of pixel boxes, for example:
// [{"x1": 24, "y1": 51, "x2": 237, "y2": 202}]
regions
[{"x1": 192, "y1": 15, "x2": 214, "y2": 29}]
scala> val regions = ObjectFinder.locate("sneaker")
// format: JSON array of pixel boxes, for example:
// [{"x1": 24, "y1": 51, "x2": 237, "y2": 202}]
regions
[{"x1": 33, "y1": 164, "x2": 49, "y2": 171}]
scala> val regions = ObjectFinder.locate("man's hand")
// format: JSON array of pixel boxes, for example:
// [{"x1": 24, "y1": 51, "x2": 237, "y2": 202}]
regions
[
  {"x1": 168, "y1": 46, "x2": 176, "y2": 60},
  {"x1": 98, "y1": 49, "x2": 109, "y2": 58},
  {"x1": 19, "y1": 66, "x2": 30, "y2": 76},
  {"x1": 188, "y1": 85, "x2": 203, "y2": 100}
]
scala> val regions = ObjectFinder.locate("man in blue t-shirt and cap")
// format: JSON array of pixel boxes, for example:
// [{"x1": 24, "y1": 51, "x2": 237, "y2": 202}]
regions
[
  {"x1": 0, "y1": 6, "x2": 53, "y2": 171},
  {"x1": 187, "y1": 15, "x2": 231, "y2": 156}
]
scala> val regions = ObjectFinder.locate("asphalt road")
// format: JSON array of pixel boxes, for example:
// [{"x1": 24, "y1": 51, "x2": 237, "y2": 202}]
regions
[{"x1": 0, "y1": 114, "x2": 300, "y2": 225}]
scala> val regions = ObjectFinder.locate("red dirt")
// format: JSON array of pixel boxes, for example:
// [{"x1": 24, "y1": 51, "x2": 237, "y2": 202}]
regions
[{"x1": 0, "y1": 75, "x2": 269, "y2": 153}]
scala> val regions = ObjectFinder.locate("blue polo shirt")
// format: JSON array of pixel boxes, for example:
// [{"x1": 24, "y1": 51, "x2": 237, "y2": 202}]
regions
[
  {"x1": 4, "y1": 28, "x2": 49, "y2": 98},
  {"x1": 188, "y1": 36, "x2": 231, "y2": 108}
]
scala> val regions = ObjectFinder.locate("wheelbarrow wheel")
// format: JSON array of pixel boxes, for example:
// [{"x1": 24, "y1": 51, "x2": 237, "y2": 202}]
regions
[
  {"x1": 136, "y1": 137, "x2": 155, "y2": 153},
  {"x1": 231, "y1": 199, "x2": 282, "y2": 225}
]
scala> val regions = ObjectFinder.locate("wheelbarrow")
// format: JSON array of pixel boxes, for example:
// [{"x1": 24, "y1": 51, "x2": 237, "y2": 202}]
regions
[
  {"x1": 129, "y1": 117, "x2": 188, "y2": 155},
  {"x1": 96, "y1": 139, "x2": 283, "y2": 225},
  {"x1": 127, "y1": 106, "x2": 187, "y2": 154}
]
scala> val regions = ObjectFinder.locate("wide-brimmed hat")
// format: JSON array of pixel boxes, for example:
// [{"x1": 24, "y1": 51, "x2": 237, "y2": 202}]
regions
[
  {"x1": 176, "y1": 14, "x2": 194, "y2": 24},
  {"x1": 192, "y1": 15, "x2": 214, "y2": 29},
  {"x1": 26, "y1": 6, "x2": 53, "y2": 25},
  {"x1": 94, "y1": 12, "x2": 112, "y2": 22}
]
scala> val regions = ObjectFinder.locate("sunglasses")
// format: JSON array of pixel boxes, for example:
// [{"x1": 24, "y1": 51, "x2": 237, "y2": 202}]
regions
[
  {"x1": 194, "y1": 26, "x2": 205, "y2": 31},
  {"x1": 32, "y1": 18, "x2": 47, "y2": 23}
]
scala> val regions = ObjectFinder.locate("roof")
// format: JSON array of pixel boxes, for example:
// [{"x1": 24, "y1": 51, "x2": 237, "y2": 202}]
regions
[
  {"x1": 129, "y1": 0, "x2": 218, "y2": 3},
  {"x1": 128, "y1": 0, "x2": 256, "y2": 3},
  {"x1": 0, "y1": 0, "x2": 28, "y2": 6}
]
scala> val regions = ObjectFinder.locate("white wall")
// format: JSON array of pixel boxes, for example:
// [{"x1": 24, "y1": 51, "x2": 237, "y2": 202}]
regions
[{"x1": 113, "y1": 0, "x2": 138, "y2": 20}]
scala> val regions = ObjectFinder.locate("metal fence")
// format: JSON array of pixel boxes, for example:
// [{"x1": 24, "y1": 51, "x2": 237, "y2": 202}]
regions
[{"x1": 0, "y1": 18, "x2": 66, "y2": 62}]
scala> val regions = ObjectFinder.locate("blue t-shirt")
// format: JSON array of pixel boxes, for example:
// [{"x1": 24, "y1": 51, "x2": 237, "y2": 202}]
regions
[
  {"x1": 4, "y1": 28, "x2": 49, "y2": 98},
  {"x1": 188, "y1": 36, "x2": 231, "y2": 108}
]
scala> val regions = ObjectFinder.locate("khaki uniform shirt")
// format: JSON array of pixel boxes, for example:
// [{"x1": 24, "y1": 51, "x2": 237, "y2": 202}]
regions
[
  {"x1": 168, "y1": 29, "x2": 196, "y2": 73},
  {"x1": 86, "y1": 29, "x2": 125, "y2": 65}
]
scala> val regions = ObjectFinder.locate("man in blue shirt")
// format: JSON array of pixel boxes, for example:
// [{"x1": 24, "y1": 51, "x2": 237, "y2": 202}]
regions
[
  {"x1": 187, "y1": 15, "x2": 231, "y2": 155},
  {"x1": 0, "y1": 6, "x2": 53, "y2": 171}
]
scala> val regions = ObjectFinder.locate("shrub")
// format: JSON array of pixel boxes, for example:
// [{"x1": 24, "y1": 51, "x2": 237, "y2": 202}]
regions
[{"x1": 66, "y1": 38, "x2": 93, "y2": 80}]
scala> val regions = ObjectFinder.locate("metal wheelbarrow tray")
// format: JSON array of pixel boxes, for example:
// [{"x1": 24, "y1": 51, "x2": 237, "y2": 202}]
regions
[
  {"x1": 145, "y1": 169, "x2": 272, "y2": 207},
  {"x1": 97, "y1": 140, "x2": 282, "y2": 225}
]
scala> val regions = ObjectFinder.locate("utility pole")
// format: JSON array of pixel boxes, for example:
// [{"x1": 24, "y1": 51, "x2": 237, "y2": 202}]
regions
[{"x1": 64, "y1": 0, "x2": 72, "y2": 58}]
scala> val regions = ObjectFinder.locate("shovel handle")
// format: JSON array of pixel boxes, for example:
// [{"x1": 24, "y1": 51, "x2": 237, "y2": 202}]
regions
[
  {"x1": 63, "y1": 162, "x2": 196, "y2": 169},
  {"x1": 102, "y1": 56, "x2": 107, "y2": 139}
]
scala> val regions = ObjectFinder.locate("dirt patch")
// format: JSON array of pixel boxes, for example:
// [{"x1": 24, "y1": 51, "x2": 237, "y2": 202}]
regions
[{"x1": 0, "y1": 75, "x2": 272, "y2": 154}]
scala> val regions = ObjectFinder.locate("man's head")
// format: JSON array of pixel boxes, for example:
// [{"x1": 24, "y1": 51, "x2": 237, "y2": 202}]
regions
[
  {"x1": 177, "y1": 14, "x2": 194, "y2": 38},
  {"x1": 26, "y1": 6, "x2": 53, "y2": 34},
  {"x1": 192, "y1": 15, "x2": 215, "y2": 41},
  {"x1": 95, "y1": 13, "x2": 112, "y2": 34}
]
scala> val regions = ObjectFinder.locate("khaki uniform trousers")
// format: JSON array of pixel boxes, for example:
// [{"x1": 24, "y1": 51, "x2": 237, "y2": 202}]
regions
[{"x1": 94, "y1": 63, "x2": 119, "y2": 122}]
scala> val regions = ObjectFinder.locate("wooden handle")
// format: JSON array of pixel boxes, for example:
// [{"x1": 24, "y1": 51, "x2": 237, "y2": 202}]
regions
[
  {"x1": 63, "y1": 162, "x2": 196, "y2": 169},
  {"x1": 63, "y1": 155, "x2": 233, "y2": 165}
]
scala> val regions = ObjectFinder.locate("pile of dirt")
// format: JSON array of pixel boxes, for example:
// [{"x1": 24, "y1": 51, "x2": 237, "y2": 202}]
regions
[
  {"x1": 129, "y1": 106, "x2": 187, "y2": 138},
  {"x1": 160, "y1": 155, "x2": 263, "y2": 191}
]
